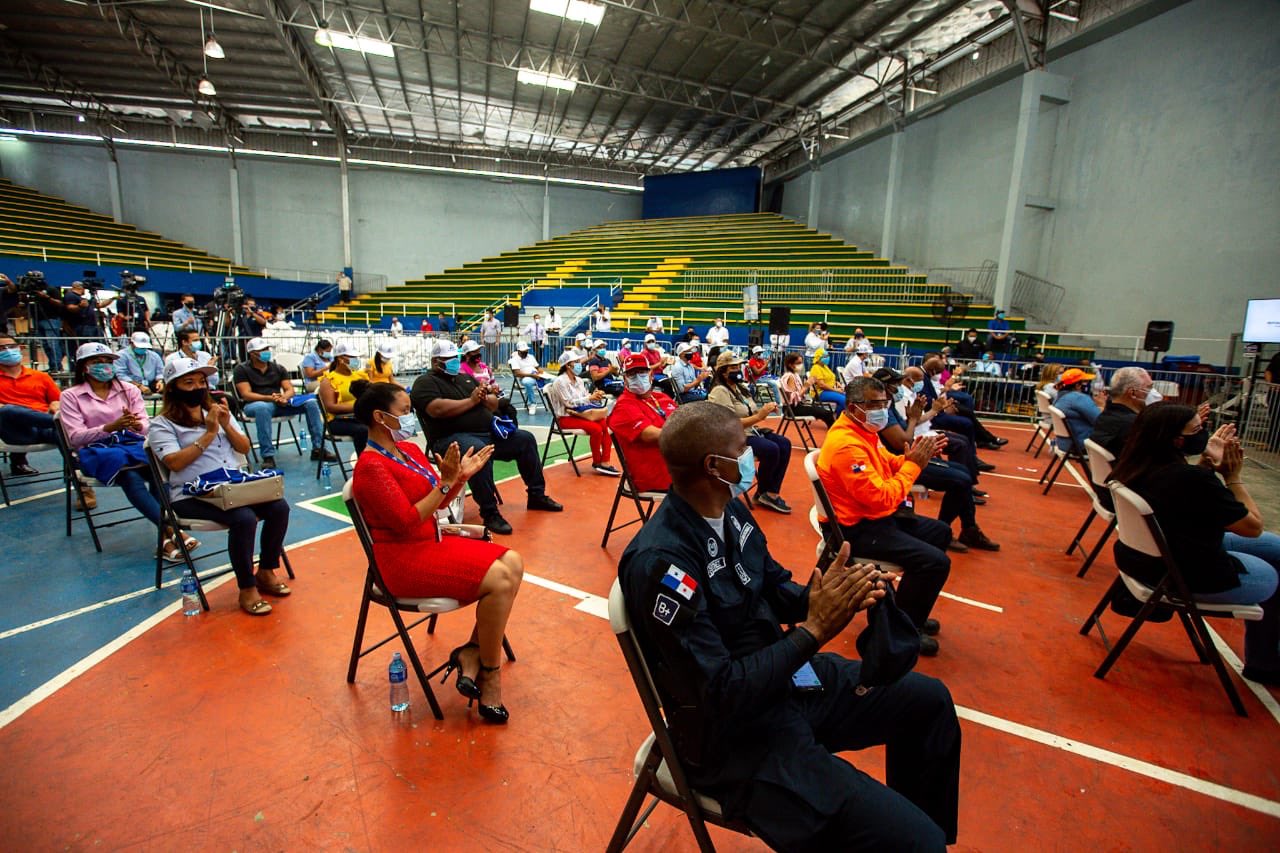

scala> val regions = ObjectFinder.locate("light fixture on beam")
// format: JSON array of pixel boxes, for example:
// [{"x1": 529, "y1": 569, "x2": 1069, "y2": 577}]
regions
[
  {"x1": 517, "y1": 69, "x2": 578, "y2": 92},
  {"x1": 204, "y1": 35, "x2": 225, "y2": 59},
  {"x1": 198, "y1": 77, "x2": 217, "y2": 96},
  {"x1": 314, "y1": 22, "x2": 396, "y2": 58},
  {"x1": 528, "y1": 0, "x2": 605, "y2": 27},
  {"x1": 197, "y1": 10, "x2": 218, "y2": 95},
  {"x1": 1049, "y1": 10, "x2": 1080, "y2": 22},
  {"x1": 76, "y1": 114, "x2": 86, "y2": 123}
]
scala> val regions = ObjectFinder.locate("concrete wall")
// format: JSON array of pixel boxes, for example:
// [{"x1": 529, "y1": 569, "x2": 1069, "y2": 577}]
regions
[
  {"x1": 777, "y1": 0, "x2": 1280, "y2": 352},
  {"x1": 0, "y1": 138, "x2": 642, "y2": 288}
]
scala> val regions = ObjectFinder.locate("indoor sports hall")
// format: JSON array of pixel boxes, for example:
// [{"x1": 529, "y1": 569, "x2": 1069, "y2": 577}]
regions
[{"x1": 1, "y1": 0, "x2": 1278, "y2": 850}]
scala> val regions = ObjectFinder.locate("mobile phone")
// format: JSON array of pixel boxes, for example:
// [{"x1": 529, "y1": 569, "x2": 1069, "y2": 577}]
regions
[
  {"x1": 791, "y1": 661, "x2": 823, "y2": 693},
  {"x1": 817, "y1": 522, "x2": 844, "y2": 571}
]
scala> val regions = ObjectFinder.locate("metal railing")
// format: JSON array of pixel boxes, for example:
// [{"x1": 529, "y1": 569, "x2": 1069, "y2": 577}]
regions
[
  {"x1": 260, "y1": 267, "x2": 387, "y2": 291},
  {"x1": 682, "y1": 268, "x2": 944, "y2": 303},
  {"x1": 927, "y1": 261, "x2": 997, "y2": 301},
  {"x1": 1011, "y1": 270, "x2": 1066, "y2": 327},
  {"x1": 322, "y1": 301, "x2": 458, "y2": 327},
  {"x1": 1, "y1": 243, "x2": 245, "y2": 275}
]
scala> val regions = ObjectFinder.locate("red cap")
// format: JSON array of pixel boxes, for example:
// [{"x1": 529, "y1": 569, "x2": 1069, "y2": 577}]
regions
[{"x1": 623, "y1": 353, "x2": 651, "y2": 372}]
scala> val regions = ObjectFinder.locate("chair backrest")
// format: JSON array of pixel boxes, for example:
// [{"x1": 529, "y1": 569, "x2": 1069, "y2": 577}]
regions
[
  {"x1": 142, "y1": 440, "x2": 181, "y2": 517},
  {"x1": 342, "y1": 478, "x2": 395, "y2": 590},
  {"x1": 1035, "y1": 389, "x2": 1053, "y2": 416},
  {"x1": 273, "y1": 350, "x2": 303, "y2": 376},
  {"x1": 1048, "y1": 405, "x2": 1071, "y2": 440},
  {"x1": 1108, "y1": 482, "x2": 1163, "y2": 558},
  {"x1": 802, "y1": 449, "x2": 846, "y2": 553},
  {"x1": 1083, "y1": 439, "x2": 1115, "y2": 488},
  {"x1": 610, "y1": 432, "x2": 648, "y2": 498}
]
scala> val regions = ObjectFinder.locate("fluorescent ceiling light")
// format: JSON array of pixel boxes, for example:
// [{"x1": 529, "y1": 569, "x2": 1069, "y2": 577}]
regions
[
  {"x1": 529, "y1": 0, "x2": 605, "y2": 27},
  {"x1": 0, "y1": 134, "x2": 20, "y2": 143},
  {"x1": 203, "y1": 35, "x2": 225, "y2": 59},
  {"x1": 517, "y1": 69, "x2": 578, "y2": 92},
  {"x1": 197, "y1": 77, "x2": 217, "y2": 96},
  {"x1": 909, "y1": 85, "x2": 938, "y2": 95},
  {"x1": 314, "y1": 25, "x2": 395, "y2": 58},
  {"x1": 1049, "y1": 10, "x2": 1079, "y2": 22}
]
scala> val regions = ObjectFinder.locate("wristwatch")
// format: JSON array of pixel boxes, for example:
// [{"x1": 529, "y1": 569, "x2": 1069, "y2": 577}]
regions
[{"x1": 440, "y1": 482, "x2": 452, "y2": 496}]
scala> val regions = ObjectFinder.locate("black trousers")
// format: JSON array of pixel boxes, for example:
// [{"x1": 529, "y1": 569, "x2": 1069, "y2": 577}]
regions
[
  {"x1": 171, "y1": 498, "x2": 289, "y2": 590},
  {"x1": 733, "y1": 655, "x2": 961, "y2": 852},
  {"x1": 326, "y1": 418, "x2": 368, "y2": 454},
  {"x1": 939, "y1": 429, "x2": 980, "y2": 481},
  {"x1": 840, "y1": 515, "x2": 952, "y2": 630},
  {"x1": 916, "y1": 460, "x2": 976, "y2": 530},
  {"x1": 433, "y1": 429, "x2": 545, "y2": 519}
]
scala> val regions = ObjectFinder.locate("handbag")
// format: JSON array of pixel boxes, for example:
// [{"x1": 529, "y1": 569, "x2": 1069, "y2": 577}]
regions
[
  {"x1": 196, "y1": 475, "x2": 283, "y2": 509},
  {"x1": 854, "y1": 583, "x2": 921, "y2": 688}
]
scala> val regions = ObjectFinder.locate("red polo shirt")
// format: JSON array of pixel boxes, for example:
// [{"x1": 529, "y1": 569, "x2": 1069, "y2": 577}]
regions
[
  {"x1": 0, "y1": 367, "x2": 60, "y2": 413},
  {"x1": 608, "y1": 389, "x2": 677, "y2": 492}
]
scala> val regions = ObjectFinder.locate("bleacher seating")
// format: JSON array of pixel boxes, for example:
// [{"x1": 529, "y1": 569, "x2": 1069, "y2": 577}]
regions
[
  {"x1": 0, "y1": 177, "x2": 259, "y2": 277},
  {"x1": 319, "y1": 213, "x2": 1090, "y2": 358}
]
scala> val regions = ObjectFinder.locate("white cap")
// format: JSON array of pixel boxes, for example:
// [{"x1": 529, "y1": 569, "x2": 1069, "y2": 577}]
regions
[
  {"x1": 675, "y1": 342, "x2": 691, "y2": 355},
  {"x1": 516, "y1": 340, "x2": 529, "y2": 351},
  {"x1": 333, "y1": 341, "x2": 360, "y2": 358},
  {"x1": 130, "y1": 332, "x2": 151, "y2": 349},
  {"x1": 376, "y1": 343, "x2": 394, "y2": 358},
  {"x1": 246, "y1": 337, "x2": 271, "y2": 353},
  {"x1": 644, "y1": 333, "x2": 656, "y2": 342},
  {"x1": 75, "y1": 342, "x2": 114, "y2": 362},
  {"x1": 574, "y1": 332, "x2": 587, "y2": 342},
  {"x1": 459, "y1": 340, "x2": 482, "y2": 355},
  {"x1": 559, "y1": 350, "x2": 584, "y2": 365},
  {"x1": 751, "y1": 345, "x2": 765, "y2": 354},
  {"x1": 431, "y1": 338, "x2": 458, "y2": 359},
  {"x1": 163, "y1": 356, "x2": 216, "y2": 385},
  {"x1": 591, "y1": 340, "x2": 604, "y2": 349}
]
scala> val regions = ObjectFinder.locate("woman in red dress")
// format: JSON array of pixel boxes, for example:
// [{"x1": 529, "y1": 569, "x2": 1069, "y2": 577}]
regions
[{"x1": 351, "y1": 380, "x2": 523, "y2": 723}]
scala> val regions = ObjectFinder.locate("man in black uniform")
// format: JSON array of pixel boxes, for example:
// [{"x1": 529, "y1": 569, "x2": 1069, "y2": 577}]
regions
[
  {"x1": 618, "y1": 402, "x2": 961, "y2": 851},
  {"x1": 411, "y1": 338, "x2": 562, "y2": 536}
]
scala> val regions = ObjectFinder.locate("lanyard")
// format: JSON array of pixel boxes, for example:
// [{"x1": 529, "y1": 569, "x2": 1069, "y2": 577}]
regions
[
  {"x1": 366, "y1": 439, "x2": 439, "y2": 488},
  {"x1": 642, "y1": 396, "x2": 669, "y2": 420}
]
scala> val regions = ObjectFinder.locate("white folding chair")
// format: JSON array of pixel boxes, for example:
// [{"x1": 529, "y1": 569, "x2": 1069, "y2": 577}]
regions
[
  {"x1": 0, "y1": 438, "x2": 60, "y2": 506},
  {"x1": 1040, "y1": 405, "x2": 1089, "y2": 494},
  {"x1": 1026, "y1": 389, "x2": 1054, "y2": 456},
  {"x1": 1079, "y1": 482, "x2": 1262, "y2": 717},
  {"x1": 1065, "y1": 439, "x2": 1117, "y2": 578},
  {"x1": 802, "y1": 449, "x2": 908, "y2": 574}
]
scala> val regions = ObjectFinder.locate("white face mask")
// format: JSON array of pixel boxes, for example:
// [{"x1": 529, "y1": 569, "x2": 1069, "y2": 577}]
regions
[{"x1": 1143, "y1": 387, "x2": 1163, "y2": 406}]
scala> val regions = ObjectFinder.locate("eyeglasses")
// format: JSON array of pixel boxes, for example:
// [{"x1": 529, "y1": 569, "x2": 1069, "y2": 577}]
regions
[{"x1": 857, "y1": 399, "x2": 891, "y2": 410}]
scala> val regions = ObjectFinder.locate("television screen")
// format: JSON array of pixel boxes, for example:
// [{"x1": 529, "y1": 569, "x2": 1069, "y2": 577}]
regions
[{"x1": 1243, "y1": 298, "x2": 1280, "y2": 344}]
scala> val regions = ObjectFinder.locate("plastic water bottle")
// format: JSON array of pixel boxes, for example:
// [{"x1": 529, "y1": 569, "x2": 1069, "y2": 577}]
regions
[
  {"x1": 298, "y1": 426, "x2": 309, "y2": 452},
  {"x1": 321, "y1": 463, "x2": 332, "y2": 491},
  {"x1": 180, "y1": 568, "x2": 200, "y2": 616},
  {"x1": 389, "y1": 652, "x2": 410, "y2": 712}
]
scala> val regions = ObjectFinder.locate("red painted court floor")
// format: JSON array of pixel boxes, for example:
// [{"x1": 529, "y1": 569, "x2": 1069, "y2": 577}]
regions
[{"x1": 2, "y1": 421, "x2": 1279, "y2": 850}]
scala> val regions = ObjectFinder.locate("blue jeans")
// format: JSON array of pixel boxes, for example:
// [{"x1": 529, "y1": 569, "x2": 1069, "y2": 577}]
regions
[
  {"x1": 243, "y1": 399, "x2": 324, "y2": 458},
  {"x1": 38, "y1": 319, "x2": 64, "y2": 371},
  {"x1": 515, "y1": 376, "x2": 540, "y2": 405},
  {"x1": 1200, "y1": 531, "x2": 1280, "y2": 671},
  {"x1": 114, "y1": 467, "x2": 162, "y2": 526},
  {"x1": 0, "y1": 405, "x2": 57, "y2": 446},
  {"x1": 818, "y1": 390, "x2": 847, "y2": 409}
]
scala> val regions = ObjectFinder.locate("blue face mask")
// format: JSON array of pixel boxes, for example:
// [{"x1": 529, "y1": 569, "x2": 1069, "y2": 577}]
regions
[
  {"x1": 257, "y1": 351, "x2": 273, "y2": 363},
  {"x1": 857, "y1": 405, "x2": 890, "y2": 432},
  {"x1": 443, "y1": 357, "x2": 461, "y2": 375},
  {"x1": 710, "y1": 447, "x2": 756, "y2": 498},
  {"x1": 87, "y1": 362, "x2": 116, "y2": 382},
  {"x1": 893, "y1": 386, "x2": 905, "y2": 401},
  {"x1": 595, "y1": 348, "x2": 606, "y2": 358},
  {"x1": 912, "y1": 380, "x2": 924, "y2": 393},
  {"x1": 818, "y1": 356, "x2": 828, "y2": 365},
  {"x1": 132, "y1": 346, "x2": 148, "y2": 357},
  {"x1": 191, "y1": 341, "x2": 203, "y2": 352},
  {"x1": 573, "y1": 362, "x2": 585, "y2": 375},
  {"x1": 0, "y1": 348, "x2": 22, "y2": 366}
]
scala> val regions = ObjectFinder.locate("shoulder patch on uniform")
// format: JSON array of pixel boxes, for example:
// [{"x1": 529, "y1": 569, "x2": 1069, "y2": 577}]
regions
[
  {"x1": 737, "y1": 523, "x2": 754, "y2": 550},
  {"x1": 706, "y1": 557, "x2": 726, "y2": 577},
  {"x1": 660, "y1": 565, "x2": 698, "y2": 601},
  {"x1": 653, "y1": 593, "x2": 680, "y2": 626},
  {"x1": 707, "y1": 536, "x2": 719, "y2": 557}
]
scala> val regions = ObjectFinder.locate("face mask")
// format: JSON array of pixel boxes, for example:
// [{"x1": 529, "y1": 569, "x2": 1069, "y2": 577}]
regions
[
  {"x1": 893, "y1": 386, "x2": 905, "y2": 401},
  {"x1": 982, "y1": 354, "x2": 991, "y2": 361},
  {"x1": 381, "y1": 411, "x2": 419, "y2": 442},
  {"x1": 443, "y1": 357, "x2": 461, "y2": 375},
  {"x1": 132, "y1": 347, "x2": 149, "y2": 357},
  {"x1": 968, "y1": 336, "x2": 977, "y2": 342},
  {"x1": 1180, "y1": 428, "x2": 1209, "y2": 457},
  {"x1": 691, "y1": 339, "x2": 700, "y2": 346},
  {"x1": 647, "y1": 342, "x2": 658, "y2": 351},
  {"x1": 190, "y1": 341, "x2": 203, "y2": 352},
  {"x1": 913, "y1": 380, "x2": 925, "y2": 393},
  {"x1": 1143, "y1": 388, "x2": 1163, "y2": 406},
  {"x1": 573, "y1": 362, "x2": 584, "y2": 376},
  {"x1": 857, "y1": 405, "x2": 890, "y2": 432},
  {"x1": 817, "y1": 356, "x2": 828, "y2": 365},
  {"x1": 87, "y1": 362, "x2": 116, "y2": 382},
  {"x1": 184, "y1": 302, "x2": 194, "y2": 309},
  {"x1": 517, "y1": 349, "x2": 529, "y2": 356},
  {"x1": 625, "y1": 373, "x2": 652, "y2": 395},
  {"x1": 595, "y1": 348, "x2": 606, "y2": 358},
  {"x1": 0, "y1": 348, "x2": 22, "y2": 366},
  {"x1": 257, "y1": 351, "x2": 273, "y2": 363},
  {"x1": 710, "y1": 447, "x2": 756, "y2": 498},
  {"x1": 172, "y1": 386, "x2": 207, "y2": 408},
  {"x1": 728, "y1": 371, "x2": 743, "y2": 383},
  {"x1": 319, "y1": 351, "x2": 332, "y2": 360}
]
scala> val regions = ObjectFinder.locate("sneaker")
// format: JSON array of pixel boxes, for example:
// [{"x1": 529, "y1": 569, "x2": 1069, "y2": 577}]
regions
[
  {"x1": 593, "y1": 464, "x2": 621, "y2": 477},
  {"x1": 310, "y1": 448, "x2": 338, "y2": 462},
  {"x1": 756, "y1": 493, "x2": 792, "y2": 514},
  {"x1": 484, "y1": 514, "x2": 513, "y2": 536},
  {"x1": 528, "y1": 405, "x2": 537, "y2": 416},
  {"x1": 972, "y1": 495, "x2": 987, "y2": 506},
  {"x1": 958, "y1": 526, "x2": 1001, "y2": 551},
  {"x1": 918, "y1": 634, "x2": 940, "y2": 657},
  {"x1": 946, "y1": 539, "x2": 969, "y2": 553},
  {"x1": 261, "y1": 456, "x2": 276, "y2": 469},
  {"x1": 527, "y1": 494, "x2": 564, "y2": 512},
  {"x1": 922, "y1": 618, "x2": 941, "y2": 636},
  {"x1": 971, "y1": 488, "x2": 988, "y2": 497}
]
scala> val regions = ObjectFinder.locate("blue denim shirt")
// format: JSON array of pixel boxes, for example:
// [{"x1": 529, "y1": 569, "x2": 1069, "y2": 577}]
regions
[{"x1": 1055, "y1": 389, "x2": 1099, "y2": 451}]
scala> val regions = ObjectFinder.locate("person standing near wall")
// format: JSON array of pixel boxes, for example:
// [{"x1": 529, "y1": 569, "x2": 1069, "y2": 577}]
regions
[
  {"x1": 524, "y1": 313, "x2": 547, "y2": 362},
  {"x1": 480, "y1": 309, "x2": 503, "y2": 367},
  {"x1": 337, "y1": 271, "x2": 353, "y2": 303}
]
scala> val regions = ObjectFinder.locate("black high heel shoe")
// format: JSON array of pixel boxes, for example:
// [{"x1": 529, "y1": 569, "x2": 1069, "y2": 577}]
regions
[
  {"x1": 441, "y1": 643, "x2": 481, "y2": 701},
  {"x1": 472, "y1": 663, "x2": 509, "y2": 724}
]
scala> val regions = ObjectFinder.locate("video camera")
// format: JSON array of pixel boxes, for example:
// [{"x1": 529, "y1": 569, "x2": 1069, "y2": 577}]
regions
[
  {"x1": 212, "y1": 277, "x2": 246, "y2": 312},
  {"x1": 15, "y1": 270, "x2": 48, "y2": 295},
  {"x1": 81, "y1": 269, "x2": 105, "y2": 291},
  {"x1": 119, "y1": 269, "x2": 147, "y2": 293}
]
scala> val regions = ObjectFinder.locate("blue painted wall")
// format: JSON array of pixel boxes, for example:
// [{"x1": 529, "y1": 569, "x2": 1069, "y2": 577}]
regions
[{"x1": 642, "y1": 166, "x2": 761, "y2": 219}]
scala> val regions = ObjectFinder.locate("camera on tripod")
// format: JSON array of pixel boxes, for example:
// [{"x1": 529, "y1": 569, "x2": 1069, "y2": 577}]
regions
[
  {"x1": 81, "y1": 269, "x2": 105, "y2": 291},
  {"x1": 15, "y1": 270, "x2": 48, "y2": 296},
  {"x1": 212, "y1": 279, "x2": 247, "y2": 312},
  {"x1": 119, "y1": 269, "x2": 147, "y2": 293}
]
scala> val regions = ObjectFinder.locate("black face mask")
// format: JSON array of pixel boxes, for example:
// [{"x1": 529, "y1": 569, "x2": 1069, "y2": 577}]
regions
[
  {"x1": 172, "y1": 386, "x2": 207, "y2": 408},
  {"x1": 1179, "y1": 429, "x2": 1209, "y2": 457},
  {"x1": 727, "y1": 370, "x2": 743, "y2": 383}
]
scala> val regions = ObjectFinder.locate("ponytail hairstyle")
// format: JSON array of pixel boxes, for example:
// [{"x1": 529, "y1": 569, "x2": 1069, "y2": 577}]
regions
[
  {"x1": 375, "y1": 351, "x2": 387, "y2": 374},
  {"x1": 351, "y1": 380, "x2": 406, "y2": 427}
]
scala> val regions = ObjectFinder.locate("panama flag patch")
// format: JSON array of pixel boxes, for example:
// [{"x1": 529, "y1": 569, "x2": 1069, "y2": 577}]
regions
[{"x1": 660, "y1": 565, "x2": 698, "y2": 601}]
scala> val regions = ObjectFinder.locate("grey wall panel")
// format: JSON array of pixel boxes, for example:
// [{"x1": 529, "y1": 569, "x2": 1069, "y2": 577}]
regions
[
  {"x1": 0, "y1": 138, "x2": 111, "y2": 215},
  {"x1": 548, "y1": 185, "x2": 640, "y2": 238},
  {"x1": 115, "y1": 148, "x2": 233, "y2": 261},
  {"x1": 238, "y1": 158, "x2": 342, "y2": 278}
]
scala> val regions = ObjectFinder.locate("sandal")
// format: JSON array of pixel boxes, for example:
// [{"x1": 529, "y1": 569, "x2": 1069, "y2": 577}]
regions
[
  {"x1": 240, "y1": 598, "x2": 272, "y2": 616},
  {"x1": 158, "y1": 537, "x2": 184, "y2": 563},
  {"x1": 255, "y1": 578, "x2": 292, "y2": 597},
  {"x1": 181, "y1": 535, "x2": 201, "y2": 553}
]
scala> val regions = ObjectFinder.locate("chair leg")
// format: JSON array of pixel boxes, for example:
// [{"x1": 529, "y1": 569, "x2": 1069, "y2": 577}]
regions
[
  {"x1": 565, "y1": 433, "x2": 581, "y2": 476},
  {"x1": 170, "y1": 527, "x2": 208, "y2": 609},
  {"x1": 1077, "y1": 520, "x2": 1115, "y2": 578},
  {"x1": 346, "y1": 580, "x2": 374, "y2": 683},
  {"x1": 1177, "y1": 611, "x2": 1212, "y2": 663},
  {"x1": 1038, "y1": 452, "x2": 1059, "y2": 485},
  {"x1": 426, "y1": 612, "x2": 438, "y2": 635},
  {"x1": 1185, "y1": 610, "x2": 1249, "y2": 716},
  {"x1": 0, "y1": 462, "x2": 9, "y2": 506},
  {"x1": 601, "y1": 482, "x2": 626, "y2": 548},
  {"x1": 1094, "y1": 591, "x2": 1167, "y2": 679},
  {"x1": 606, "y1": 746, "x2": 663, "y2": 853},
  {"x1": 1033, "y1": 433, "x2": 1047, "y2": 458},
  {"x1": 281, "y1": 547, "x2": 295, "y2": 579},
  {"x1": 1042, "y1": 456, "x2": 1068, "y2": 495},
  {"x1": 502, "y1": 634, "x2": 517, "y2": 663},
  {"x1": 388, "y1": 606, "x2": 445, "y2": 720},
  {"x1": 1024, "y1": 426, "x2": 1040, "y2": 452},
  {"x1": 1066, "y1": 509, "x2": 1097, "y2": 556},
  {"x1": 1080, "y1": 576, "x2": 1122, "y2": 637},
  {"x1": 802, "y1": 421, "x2": 817, "y2": 452},
  {"x1": 332, "y1": 435, "x2": 350, "y2": 480}
]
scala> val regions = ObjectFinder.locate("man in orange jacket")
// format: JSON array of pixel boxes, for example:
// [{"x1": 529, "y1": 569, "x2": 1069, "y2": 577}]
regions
[{"x1": 816, "y1": 376, "x2": 953, "y2": 656}]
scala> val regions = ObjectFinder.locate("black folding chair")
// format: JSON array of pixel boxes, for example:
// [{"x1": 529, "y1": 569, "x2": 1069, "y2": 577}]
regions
[
  {"x1": 343, "y1": 479, "x2": 514, "y2": 720},
  {"x1": 143, "y1": 441, "x2": 293, "y2": 609},
  {"x1": 53, "y1": 414, "x2": 148, "y2": 552},
  {"x1": 1079, "y1": 482, "x2": 1262, "y2": 717},
  {"x1": 315, "y1": 394, "x2": 357, "y2": 483},
  {"x1": 777, "y1": 400, "x2": 821, "y2": 452},
  {"x1": 601, "y1": 434, "x2": 666, "y2": 548},
  {"x1": 605, "y1": 579, "x2": 753, "y2": 852},
  {"x1": 228, "y1": 383, "x2": 302, "y2": 464},
  {"x1": 538, "y1": 384, "x2": 589, "y2": 476}
]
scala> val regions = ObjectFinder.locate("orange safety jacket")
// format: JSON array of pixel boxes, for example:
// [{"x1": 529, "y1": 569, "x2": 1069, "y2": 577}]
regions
[{"x1": 815, "y1": 413, "x2": 921, "y2": 526}]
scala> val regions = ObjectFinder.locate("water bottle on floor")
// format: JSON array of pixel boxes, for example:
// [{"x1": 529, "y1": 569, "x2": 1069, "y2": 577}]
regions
[
  {"x1": 299, "y1": 426, "x2": 309, "y2": 452},
  {"x1": 389, "y1": 652, "x2": 410, "y2": 712},
  {"x1": 180, "y1": 568, "x2": 200, "y2": 616},
  {"x1": 321, "y1": 462, "x2": 332, "y2": 491}
]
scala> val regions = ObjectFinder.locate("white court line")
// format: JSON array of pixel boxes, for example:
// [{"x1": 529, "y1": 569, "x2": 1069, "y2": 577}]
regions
[
  {"x1": 954, "y1": 705, "x2": 1280, "y2": 820},
  {"x1": 1204, "y1": 624, "x2": 1280, "y2": 730},
  {"x1": 939, "y1": 591, "x2": 1003, "y2": 613},
  {"x1": 0, "y1": 487, "x2": 65, "y2": 509},
  {"x1": 983, "y1": 470, "x2": 1084, "y2": 490},
  {"x1": 0, "y1": 528, "x2": 351, "y2": 730}
]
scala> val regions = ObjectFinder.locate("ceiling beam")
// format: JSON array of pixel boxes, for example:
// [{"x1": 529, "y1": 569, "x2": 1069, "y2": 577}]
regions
[
  {"x1": 259, "y1": 0, "x2": 352, "y2": 138},
  {"x1": 0, "y1": 34, "x2": 126, "y2": 140},
  {"x1": 90, "y1": 0, "x2": 247, "y2": 143}
]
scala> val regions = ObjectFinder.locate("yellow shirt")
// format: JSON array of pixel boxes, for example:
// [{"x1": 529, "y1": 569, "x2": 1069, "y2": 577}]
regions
[
  {"x1": 323, "y1": 368, "x2": 368, "y2": 420},
  {"x1": 366, "y1": 359, "x2": 395, "y2": 384},
  {"x1": 808, "y1": 361, "x2": 837, "y2": 394}
]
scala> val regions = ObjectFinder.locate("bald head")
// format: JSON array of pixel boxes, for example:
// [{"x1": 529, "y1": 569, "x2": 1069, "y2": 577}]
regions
[
  {"x1": 660, "y1": 402, "x2": 745, "y2": 486},
  {"x1": 904, "y1": 366, "x2": 924, "y2": 383}
]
